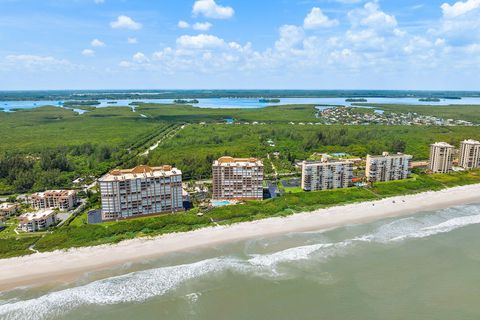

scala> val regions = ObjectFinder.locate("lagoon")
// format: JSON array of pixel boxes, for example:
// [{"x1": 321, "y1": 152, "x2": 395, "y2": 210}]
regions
[{"x1": 2, "y1": 96, "x2": 480, "y2": 112}]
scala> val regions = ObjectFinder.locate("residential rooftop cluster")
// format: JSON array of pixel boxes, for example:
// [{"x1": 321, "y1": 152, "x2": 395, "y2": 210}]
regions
[
  {"x1": 0, "y1": 190, "x2": 79, "y2": 233},
  {"x1": 317, "y1": 107, "x2": 476, "y2": 126}
]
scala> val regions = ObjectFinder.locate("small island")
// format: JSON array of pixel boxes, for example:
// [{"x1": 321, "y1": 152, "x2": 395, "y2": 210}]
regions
[
  {"x1": 63, "y1": 100, "x2": 101, "y2": 107},
  {"x1": 444, "y1": 96, "x2": 462, "y2": 100},
  {"x1": 107, "y1": 101, "x2": 118, "y2": 104},
  {"x1": 345, "y1": 98, "x2": 368, "y2": 102},
  {"x1": 259, "y1": 98, "x2": 280, "y2": 103},
  {"x1": 419, "y1": 98, "x2": 441, "y2": 102},
  {"x1": 129, "y1": 101, "x2": 145, "y2": 106},
  {"x1": 173, "y1": 99, "x2": 199, "y2": 104}
]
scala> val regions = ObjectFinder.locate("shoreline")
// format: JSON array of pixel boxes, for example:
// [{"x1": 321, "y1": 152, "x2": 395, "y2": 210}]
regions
[{"x1": 1, "y1": 184, "x2": 480, "y2": 292}]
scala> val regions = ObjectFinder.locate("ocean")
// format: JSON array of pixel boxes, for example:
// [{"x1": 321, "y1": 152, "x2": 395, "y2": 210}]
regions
[{"x1": 1, "y1": 203, "x2": 480, "y2": 320}]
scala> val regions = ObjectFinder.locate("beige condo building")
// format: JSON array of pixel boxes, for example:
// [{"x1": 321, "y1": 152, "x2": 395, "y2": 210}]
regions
[
  {"x1": 99, "y1": 165, "x2": 184, "y2": 221},
  {"x1": 459, "y1": 139, "x2": 480, "y2": 170},
  {"x1": 366, "y1": 152, "x2": 413, "y2": 182},
  {"x1": 18, "y1": 209, "x2": 57, "y2": 232},
  {"x1": 0, "y1": 203, "x2": 19, "y2": 221},
  {"x1": 429, "y1": 142, "x2": 454, "y2": 173},
  {"x1": 212, "y1": 157, "x2": 264, "y2": 200},
  {"x1": 301, "y1": 159, "x2": 353, "y2": 191},
  {"x1": 29, "y1": 190, "x2": 77, "y2": 211}
]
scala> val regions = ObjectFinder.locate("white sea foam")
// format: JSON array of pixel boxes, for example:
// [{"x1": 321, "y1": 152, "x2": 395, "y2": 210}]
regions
[
  {"x1": 370, "y1": 206, "x2": 480, "y2": 243},
  {"x1": 2, "y1": 205, "x2": 480, "y2": 319},
  {"x1": 249, "y1": 206, "x2": 480, "y2": 268},
  {"x1": 0, "y1": 258, "x2": 248, "y2": 320},
  {"x1": 248, "y1": 242, "x2": 349, "y2": 267}
]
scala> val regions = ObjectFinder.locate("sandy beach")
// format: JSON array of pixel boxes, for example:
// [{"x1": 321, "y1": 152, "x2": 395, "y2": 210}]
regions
[{"x1": 1, "y1": 184, "x2": 480, "y2": 292}]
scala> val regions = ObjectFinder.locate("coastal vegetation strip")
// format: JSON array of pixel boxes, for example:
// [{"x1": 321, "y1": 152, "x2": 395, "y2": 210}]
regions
[{"x1": 1, "y1": 170, "x2": 480, "y2": 259}]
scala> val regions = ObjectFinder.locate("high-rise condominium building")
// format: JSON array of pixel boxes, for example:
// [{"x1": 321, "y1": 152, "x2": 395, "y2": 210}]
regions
[
  {"x1": 212, "y1": 157, "x2": 264, "y2": 200},
  {"x1": 29, "y1": 190, "x2": 77, "y2": 211},
  {"x1": 429, "y1": 142, "x2": 454, "y2": 173},
  {"x1": 99, "y1": 165, "x2": 183, "y2": 221},
  {"x1": 459, "y1": 139, "x2": 480, "y2": 170},
  {"x1": 301, "y1": 159, "x2": 353, "y2": 191},
  {"x1": 366, "y1": 152, "x2": 413, "y2": 182}
]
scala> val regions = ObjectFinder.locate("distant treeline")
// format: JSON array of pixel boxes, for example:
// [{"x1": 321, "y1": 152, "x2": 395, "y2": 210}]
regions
[{"x1": 1, "y1": 90, "x2": 479, "y2": 101}]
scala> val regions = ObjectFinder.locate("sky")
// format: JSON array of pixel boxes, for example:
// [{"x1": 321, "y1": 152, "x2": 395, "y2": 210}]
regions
[{"x1": 0, "y1": 0, "x2": 479, "y2": 90}]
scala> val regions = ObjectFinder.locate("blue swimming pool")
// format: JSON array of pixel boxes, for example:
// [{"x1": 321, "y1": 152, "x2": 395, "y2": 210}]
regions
[{"x1": 211, "y1": 200, "x2": 236, "y2": 207}]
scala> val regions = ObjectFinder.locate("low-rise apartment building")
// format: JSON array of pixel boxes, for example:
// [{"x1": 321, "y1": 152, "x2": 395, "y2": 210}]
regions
[
  {"x1": 366, "y1": 152, "x2": 413, "y2": 182},
  {"x1": 18, "y1": 209, "x2": 57, "y2": 232},
  {"x1": 29, "y1": 190, "x2": 77, "y2": 211},
  {"x1": 459, "y1": 139, "x2": 480, "y2": 170},
  {"x1": 99, "y1": 165, "x2": 183, "y2": 221},
  {"x1": 301, "y1": 159, "x2": 354, "y2": 191},
  {"x1": 0, "y1": 203, "x2": 19, "y2": 221},
  {"x1": 429, "y1": 142, "x2": 454, "y2": 173},
  {"x1": 212, "y1": 157, "x2": 264, "y2": 200}
]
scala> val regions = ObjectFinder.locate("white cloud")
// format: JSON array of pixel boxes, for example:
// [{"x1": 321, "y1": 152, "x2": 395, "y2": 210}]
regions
[
  {"x1": 176, "y1": 34, "x2": 225, "y2": 49},
  {"x1": 132, "y1": 52, "x2": 149, "y2": 63},
  {"x1": 275, "y1": 25, "x2": 305, "y2": 51},
  {"x1": 110, "y1": 15, "x2": 142, "y2": 30},
  {"x1": 465, "y1": 43, "x2": 480, "y2": 52},
  {"x1": 393, "y1": 28, "x2": 407, "y2": 37},
  {"x1": 438, "y1": 0, "x2": 480, "y2": 41},
  {"x1": 81, "y1": 49, "x2": 95, "y2": 57},
  {"x1": 91, "y1": 39, "x2": 105, "y2": 47},
  {"x1": 435, "y1": 38, "x2": 446, "y2": 46},
  {"x1": 192, "y1": 0, "x2": 234, "y2": 19},
  {"x1": 441, "y1": 0, "x2": 480, "y2": 18},
  {"x1": 4, "y1": 55, "x2": 71, "y2": 68},
  {"x1": 178, "y1": 20, "x2": 190, "y2": 29},
  {"x1": 349, "y1": 1, "x2": 397, "y2": 29},
  {"x1": 403, "y1": 36, "x2": 433, "y2": 55},
  {"x1": 193, "y1": 22, "x2": 213, "y2": 31},
  {"x1": 119, "y1": 60, "x2": 132, "y2": 68},
  {"x1": 346, "y1": 29, "x2": 384, "y2": 46},
  {"x1": 113, "y1": 0, "x2": 480, "y2": 86},
  {"x1": 127, "y1": 37, "x2": 138, "y2": 44},
  {"x1": 303, "y1": 7, "x2": 339, "y2": 29}
]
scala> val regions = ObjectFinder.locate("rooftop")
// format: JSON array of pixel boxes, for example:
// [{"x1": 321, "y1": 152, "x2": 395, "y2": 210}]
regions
[
  {"x1": 214, "y1": 156, "x2": 263, "y2": 167},
  {"x1": 462, "y1": 139, "x2": 480, "y2": 145},
  {"x1": 99, "y1": 165, "x2": 182, "y2": 182},
  {"x1": 19, "y1": 209, "x2": 56, "y2": 222},
  {"x1": 302, "y1": 159, "x2": 353, "y2": 166},
  {"x1": 367, "y1": 152, "x2": 413, "y2": 159},
  {"x1": 431, "y1": 142, "x2": 454, "y2": 148},
  {"x1": 0, "y1": 203, "x2": 17, "y2": 210},
  {"x1": 31, "y1": 190, "x2": 76, "y2": 198}
]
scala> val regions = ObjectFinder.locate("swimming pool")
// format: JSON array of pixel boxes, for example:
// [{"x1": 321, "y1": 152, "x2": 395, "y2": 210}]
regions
[{"x1": 211, "y1": 200, "x2": 236, "y2": 207}]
